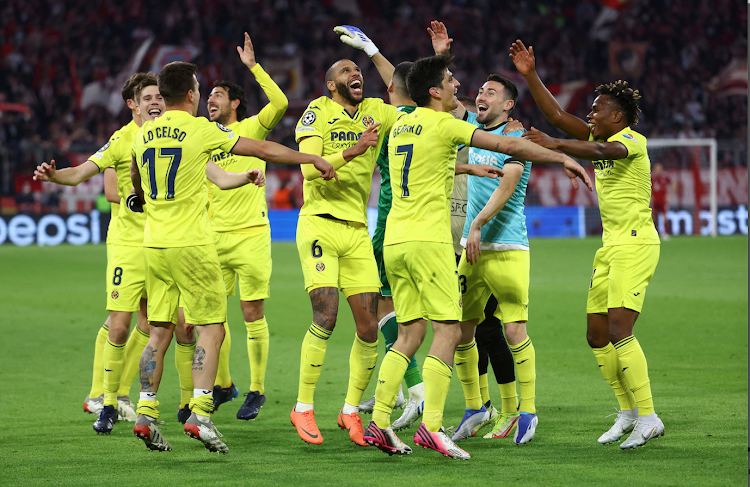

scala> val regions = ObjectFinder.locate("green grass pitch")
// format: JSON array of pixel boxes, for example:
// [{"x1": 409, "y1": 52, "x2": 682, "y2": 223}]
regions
[{"x1": 0, "y1": 236, "x2": 746, "y2": 486}]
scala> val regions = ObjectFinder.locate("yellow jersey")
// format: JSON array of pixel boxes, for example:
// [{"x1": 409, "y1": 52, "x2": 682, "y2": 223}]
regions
[
  {"x1": 90, "y1": 120, "x2": 144, "y2": 246},
  {"x1": 384, "y1": 107, "x2": 476, "y2": 246},
  {"x1": 590, "y1": 127, "x2": 660, "y2": 246},
  {"x1": 132, "y1": 111, "x2": 238, "y2": 248},
  {"x1": 294, "y1": 96, "x2": 400, "y2": 224},
  {"x1": 208, "y1": 64, "x2": 286, "y2": 232}
]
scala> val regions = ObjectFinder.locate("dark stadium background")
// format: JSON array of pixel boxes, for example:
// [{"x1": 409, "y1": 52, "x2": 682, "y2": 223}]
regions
[{"x1": 0, "y1": 0, "x2": 746, "y2": 243}]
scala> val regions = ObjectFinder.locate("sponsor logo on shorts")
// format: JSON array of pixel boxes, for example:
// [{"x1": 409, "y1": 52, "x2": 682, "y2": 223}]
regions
[
  {"x1": 316, "y1": 262, "x2": 325, "y2": 272},
  {"x1": 111, "y1": 290, "x2": 119, "y2": 299},
  {"x1": 362, "y1": 116, "x2": 374, "y2": 128}
]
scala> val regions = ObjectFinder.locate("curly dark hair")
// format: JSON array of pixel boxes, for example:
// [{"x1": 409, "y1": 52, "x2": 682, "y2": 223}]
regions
[{"x1": 596, "y1": 80, "x2": 641, "y2": 125}]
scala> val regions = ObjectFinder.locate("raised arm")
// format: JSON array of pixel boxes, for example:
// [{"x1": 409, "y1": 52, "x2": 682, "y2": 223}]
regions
[
  {"x1": 471, "y1": 130, "x2": 593, "y2": 191},
  {"x1": 298, "y1": 122, "x2": 379, "y2": 181},
  {"x1": 335, "y1": 25, "x2": 394, "y2": 87},
  {"x1": 231, "y1": 136, "x2": 337, "y2": 181},
  {"x1": 465, "y1": 164, "x2": 525, "y2": 264},
  {"x1": 33, "y1": 159, "x2": 100, "y2": 186},
  {"x1": 427, "y1": 21, "x2": 467, "y2": 121},
  {"x1": 510, "y1": 40, "x2": 591, "y2": 141},
  {"x1": 238, "y1": 32, "x2": 289, "y2": 130},
  {"x1": 206, "y1": 161, "x2": 265, "y2": 190}
]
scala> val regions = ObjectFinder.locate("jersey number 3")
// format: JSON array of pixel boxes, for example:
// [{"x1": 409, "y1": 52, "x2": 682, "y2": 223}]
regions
[{"x1": 143, "y1": 147, "x2": 183, "y2": 200}]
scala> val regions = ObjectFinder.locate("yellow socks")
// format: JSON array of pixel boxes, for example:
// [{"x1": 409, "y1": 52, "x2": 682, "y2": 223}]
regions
[
  {"x1": 297, "y1": 323, "x2": 331, "y2": 404},
  {"x1": 509, "y1": 337, "x2": 536, "y2": 414},
  {"x1": 498, "y1": 381, "x2": 519, "y2": 414},
  {"x1": 175, "y1": 340, "x2": 196, "y2": 407},
  {"x1": 89, "y1": 324, "x2": 109, "y2": 398},
  {"x1": 215, "y1": 322, "x2": 232, "y2": 389},
  {"x1": 373, "y1": 349, "x2": 410, "y2": 428},
  {"x1": 593, "y1": 342, "x2": 636, "y2": 411},
  {"x1": 479, "y1": 373, "x2": 490, "y2": 405},
  {"x1": 246, "y1": 317, "x2": 270, "y2": 394},
  {"x1": 422, "y1": 355, "x2": 453, "y2": 432},
  {"x1": 102, "y1": 339, "x2": 126, "y2": 407},
  {"x1": 455, "y1": 340, "x2": 483, "y2": 410},
  {"x1": 344, "y1": 333, "x2": 378, "y2": 408},
  {"x1": 189, "y1": 393, "x2": 214, "y2": 417},
  {"x1": 614, "y1": 336, "x2": 654, "y2": 415},
  {"x1": 118, "y1": 326, "x2": 149, "y2": 397}
]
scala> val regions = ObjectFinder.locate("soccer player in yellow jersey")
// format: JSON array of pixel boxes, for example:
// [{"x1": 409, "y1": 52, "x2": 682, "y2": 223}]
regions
[
  {"x1": 289, "y1": 52, "x2": 403, "y2": 447},
  {"x1": 511, "y1": 40, "x2": 664, "y2": 449},
  {"x1": 205, "y1": 33, "x2": 295, "y2": 421},
  {"x1": 362, "y1": 54, "x2": 591, "y2": 459},
  {"x1": 33, "y1": 73, "x2": 164, "y2": 434},
  {"x1": 129, "y1": 61, "x2": 333, "y2": 453}
]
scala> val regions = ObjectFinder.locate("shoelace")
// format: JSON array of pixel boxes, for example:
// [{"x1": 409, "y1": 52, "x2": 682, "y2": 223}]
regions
[{"x1": 605, "y1": 407, "x2": 625, "y2": 422}]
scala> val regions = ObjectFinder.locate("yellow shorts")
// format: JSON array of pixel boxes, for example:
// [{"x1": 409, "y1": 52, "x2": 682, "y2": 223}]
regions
[
  {"x1": 296, "y1": 215, "x2": 379, "y2": 297},
  {"x1": 587, "y1": 244, "x2": 660, "y2": 314},
  {"x1": 384, "y1": 241, "x2": 462, "y2": 323},
  {"x1": 106, "y1": 244, "x2": 147, "y2": 312},
  {"x1": 458, "y1": 249, "x2": 529, "y2": 324},
  {"x1": 214, "y1": 227, "x2": 271, "y2": 301},
  {"x1": 145, "y1": 244, "x2": 227, "y2": 325}
]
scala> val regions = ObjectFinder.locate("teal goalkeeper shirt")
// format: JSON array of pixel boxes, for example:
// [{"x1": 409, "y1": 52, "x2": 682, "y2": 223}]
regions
[{"x1": 461, "y1": 111, "x2": 531, "y2": 250}]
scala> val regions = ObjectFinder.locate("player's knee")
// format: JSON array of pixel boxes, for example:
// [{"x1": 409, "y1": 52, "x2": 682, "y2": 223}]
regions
[
  {"x1": 313, "y1": 312, "x2": 337, "y2": 331},
  {"x1": 586, "y1": 330, "x2": 608, "y2": 348},
  {"x1": 241, "y1": 300, "x2": 264, "y2": 322}
]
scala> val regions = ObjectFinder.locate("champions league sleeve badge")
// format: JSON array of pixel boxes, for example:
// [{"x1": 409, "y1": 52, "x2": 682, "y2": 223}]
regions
[{"x1": 301, "y1": 110, "x2": 317, "y2": 126}]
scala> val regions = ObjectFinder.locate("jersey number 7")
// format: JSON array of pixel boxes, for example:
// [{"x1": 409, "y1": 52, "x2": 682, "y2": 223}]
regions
[
  {"x1": 142, "y1": 147, "x2": 183, "y2": 200},
  {"x1": 396, "y1": 144, "x2": 413, "y2": 198}
]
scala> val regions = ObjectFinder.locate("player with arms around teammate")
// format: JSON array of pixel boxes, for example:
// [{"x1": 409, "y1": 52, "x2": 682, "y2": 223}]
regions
[
  {"x1": 204, "y1": 32, "x2": 293, "y2": 421},
  {"x1": 511, "y1": 40, "x2": 663, "y2": 449},
  {"x1": 289, "y1": 49, "x2": 404, "y2": 447},
  {"x1": 129, "y1": 61, "x2": 333, "y2": 453},
  {"x1": 33, "y1": 73, "x2": 165, "y2": 433},
  {"x1": 362, "y1": 54, "x2": 591, "y2": 459}
]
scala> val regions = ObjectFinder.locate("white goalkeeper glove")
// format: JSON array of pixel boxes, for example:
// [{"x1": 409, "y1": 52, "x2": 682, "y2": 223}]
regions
[{"x1": 334, "y1": 25, "x2": 379, "y2": 57}]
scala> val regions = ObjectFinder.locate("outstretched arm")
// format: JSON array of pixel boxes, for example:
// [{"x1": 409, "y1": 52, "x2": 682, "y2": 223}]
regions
[
  {"x1": 206, "y1": 161, "x2": 265, "y2": 190},
  {"x1": 522, "y1": 127, "x2": 628, "y2": 160},
  {"x1": 465, "y1": 164, "x2": 525, "y2": 264},
  {"x1": 33, "y1": 159, "x2": 100, "y2": 186},
  {"x1": 335, "y1": 25, "x2": 394, "y2": 87},
  {"x1": 455, "y1": 164, "x2": 504, "y2": 179},
  {"x1": 510, "y1": 39, "x2": 590, "y2": 141},
  {"x1": 230, "y1": 136, "x2": 337, "y2": 181},
  {"x1": 427, "y1": 21, "x2": 468, "y2": 121},
  {"x1": 471, "y1": 130, "x2": 593, "y2": 191},
  {"x1": 238, "y1": 32, "x2": 289, "y2": 130}
]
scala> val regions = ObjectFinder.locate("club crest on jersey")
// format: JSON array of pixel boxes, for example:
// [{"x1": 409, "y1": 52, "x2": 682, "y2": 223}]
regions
[
  {"x1": 316, "y1": 262, "x2": 325, "y2": 272},
  {"x1": 362, "y1": 116, "x2": 374, "y2": 128},
  {"x1": 111, "y1": 290, "x2": 119, "y2": 299},
  {"x1": 301, "y1": 110, "x2": 317, "y2": 126},
  {"x1": 216, "y1": 122, "x2": 232, "y2": 132}
]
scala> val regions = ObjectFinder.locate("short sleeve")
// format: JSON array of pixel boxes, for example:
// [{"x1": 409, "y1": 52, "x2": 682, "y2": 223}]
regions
[
  {"x1": 89, "y1": 134, "x2": 123, "y2": 172},
  {"x1": 378, "y1": 101, "x2": 400, "y2": 134},
  {"x1": 295, "y1": 99, "x2": 325, "y2": 142},
  {"x1": 201, "y1": 119, "x2": 239, "y2": 153},
  {"x1": 608, "y1": 129, "x2": 642, "y2": 161},
  {"x1": 437, "y1": 117, "x2": 477, "y2": 148}
]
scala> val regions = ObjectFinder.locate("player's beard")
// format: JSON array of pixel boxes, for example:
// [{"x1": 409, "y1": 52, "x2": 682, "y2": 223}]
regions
[
  {"x1": 476, "y1": 105, "x2": 501, "y2": 125},
  {"x1": 334, "y1": 80, "x2": 363, "y2": 106},
  {"x1": 210, "y1": 105, "x2": 232, "y2": 126}
]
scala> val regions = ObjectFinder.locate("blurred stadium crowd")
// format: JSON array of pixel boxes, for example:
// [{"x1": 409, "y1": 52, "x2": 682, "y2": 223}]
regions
[{"x1": 0, "y1": 0, "x2": 746, "y2": 208}]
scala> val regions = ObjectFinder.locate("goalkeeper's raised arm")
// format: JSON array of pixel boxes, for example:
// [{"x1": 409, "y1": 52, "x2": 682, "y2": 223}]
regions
[{"x1": 334, "y1": 25, "x2": 394, "y2": 88}]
